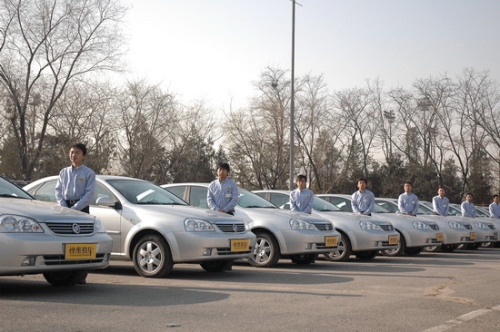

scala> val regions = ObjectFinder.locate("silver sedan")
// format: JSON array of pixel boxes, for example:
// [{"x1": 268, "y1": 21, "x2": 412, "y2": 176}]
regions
[
  {"x1": 1, "y1": 176, "x2": 112, "y2": 286},
  {"x1": 253, "y1": 190, "x2": 399, "y2": 261},
  {"x1": 162, "y1": 183, "x2": 341, "y2": 267},
  {"x1": 24, "y1": 176, "x2": 256, "y2": 277}
]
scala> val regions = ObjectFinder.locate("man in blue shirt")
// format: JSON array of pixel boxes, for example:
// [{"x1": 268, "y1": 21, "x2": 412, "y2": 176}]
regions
[
  {"x1": 398, "y1": 181, "x2": 419, "y2": 216},
  {"x1": 55, "y1": 143, "x2": 96, "y2": 214},
  {"x1": 290, "y1": 174, "x2": 314, "y2": 214},
  {"x1": 461, "y1": 193, "x2": 476, "y2": 218},
  {"x1": 351, "y1": 178, "x2": 374, "y2": 216},
  {"x1": 432, "y1": 187, "x2": 449, "y2": 216},
  {"x1": 207, "y1": 163, "x2": 238, "y2": 215},
  {"x1": 489, "y1": 195, "x2": 500, "y2": 219}
]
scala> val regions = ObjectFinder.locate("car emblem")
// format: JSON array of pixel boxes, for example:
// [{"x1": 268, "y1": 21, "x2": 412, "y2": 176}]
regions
[
  {"x1": 232, "y1": 224, "x2": 239, "y2": 232},
  {"x1": 72, "y1": 223, "x2": 81, "y2": 234}
]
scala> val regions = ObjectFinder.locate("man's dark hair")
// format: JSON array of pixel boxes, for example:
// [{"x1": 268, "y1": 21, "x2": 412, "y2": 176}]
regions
[
  {"x1": 217, "y1": 163, "x2": 230, "y2": 172},
  {"x1": 465, "y1": 192, "x2": 473, "y2": 197},
  {"x1": 358, "y1": 178, "x2": 368, "y2": 184},
  {"x1": 404, "y1": 181, "x2": 413, "y2": 187},
  {"x1": 296, "y1": 174, "x2": 307, "y2": 182},
  {"x1": 493, "y1": 194, "x2": 499, "y2": 199},
  {"x1": 71, "y1": 143, "x2": 87, "y2": 155}
]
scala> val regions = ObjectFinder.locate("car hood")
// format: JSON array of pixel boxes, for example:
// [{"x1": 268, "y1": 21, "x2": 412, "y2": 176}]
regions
[
  {"x1": 122, "y1": 203, "x2": 247, "y2": 223},
  {"x1": 235, "y1": 206, "x2": 328, "y2": 223},
  {"x1": 0, "y1": 198, "x2": 95, "y2": 222}
]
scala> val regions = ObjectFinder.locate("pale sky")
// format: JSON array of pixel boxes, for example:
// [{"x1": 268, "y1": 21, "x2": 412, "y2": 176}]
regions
[{"x1": 122, "y1": 0, "x2": 500, "y2": 111}]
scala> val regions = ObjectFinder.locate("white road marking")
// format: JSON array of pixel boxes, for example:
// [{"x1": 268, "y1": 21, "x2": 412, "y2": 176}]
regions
[{"x1": 422, "y1": 306, "x2": 500, "y2": 332}]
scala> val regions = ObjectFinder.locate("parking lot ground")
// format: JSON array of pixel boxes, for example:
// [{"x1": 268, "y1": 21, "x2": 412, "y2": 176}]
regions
[{"x1": 1, "y1": 248, "x2": 500, "y2": 332}]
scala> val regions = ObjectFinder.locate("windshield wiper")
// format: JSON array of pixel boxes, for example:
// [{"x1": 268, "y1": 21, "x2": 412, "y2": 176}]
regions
[{"x1": 0, "y1": 194, "x2": 25, "y2": 199}]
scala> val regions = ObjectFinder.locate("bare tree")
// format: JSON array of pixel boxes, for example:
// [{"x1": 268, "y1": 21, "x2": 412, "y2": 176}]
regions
[
  {"x1": 0, "y1": 0, "x2": 126, "y2": 179},
  {"x1": 116, "y1": 80, "x2": 178, "y2": 182}
]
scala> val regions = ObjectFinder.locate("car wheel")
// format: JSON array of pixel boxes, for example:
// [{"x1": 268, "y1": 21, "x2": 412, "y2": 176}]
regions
[
  {"x1": 381, "y1": 232, "x2": 405, "y2": 256},
  {"x1": 248, "y1": 231, "x2": 280, "y2": 267},
  {"x1": 43, "y1": 271, "x2": 88, "y2": 286},
  {"x1": 323, "y1": 233, "x2": 352, "y2": 262},
  {"x1": 403, "y1": 247, "x2": 422, "y2": 255},
  {"x1": 466, "y1": 243, "x2": 480, "y2": 250},
  {"x1": 200, "y1": 260, "x2": 233, "y2": 272},
  {"x1": 440, "y1": 244, "x2": 458, "y2": 252},
  {"x1": 423, "y1": 246, "x2": 439, "y2": 252},
  {"x1": 290, "y1": 254, "x2": 318, "y2": 265},
  {"x1": 133, "y1": 235, "x2": 173, "y2": 278},
  {"x1": 355, "y1": 250, "x2": 378, "y2": 260}
]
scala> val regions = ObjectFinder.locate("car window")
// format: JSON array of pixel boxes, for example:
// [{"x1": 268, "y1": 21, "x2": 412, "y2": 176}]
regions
[
  {"x1": 375, "y1": 200, "x2": 399, "y2": 213},
  {"x1": 165, "y1": 186, "x2": 186, "y2": 200},
  {"x1": 238, "y1": 189, "x2": 277, "y2": 208},
  {"x1": 92, "y1": 182, "x2": 118, "y2": 205},
  {"x1": 32, "y1": 180, "x2": 57, "y2": 202},
  {"x1": 269, "y1": 193, "x2": 290, "y2": 209},
  {"x1": 328, "y1": 197, "x2": 353, "y2": 212},
  {"x1": 189, "y1": 186, "x2": 208, "y2": 208},
  {"x1": 313, "y1": 197, "x2": 340, "y2": 212},
  {"x1": 0, "y1": 177, "x2": 33, "y2": 199},
  {"x1": 108, "y1": 179, "x2": 187, "y2": 205}
]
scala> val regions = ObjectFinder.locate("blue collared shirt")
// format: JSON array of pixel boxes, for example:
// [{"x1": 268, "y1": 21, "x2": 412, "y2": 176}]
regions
[
  {"x1": 398, "y1": 192, "x2": 419, "y2": 215},
  {"x1": 207, "y1": 178, "x2": 239, "y2": 213},
  {"x1": 461, "y1": 201, "x2": 476, "y2": 218},
  {"x1": 290, "y1": 188, "x2": 314, "y2": 214},
  {"x1": 489, "y1": 203, "x2": 500, "y2": 218},
  {"x1": 351, "y1": 190, "x2": 374, "y2": 215},
  {"x1": 54, "y1": 164, "x2": 96, "y2": 211},
  {"x1": 432, "y1": 195, "x2": 449, "y2": 216}
]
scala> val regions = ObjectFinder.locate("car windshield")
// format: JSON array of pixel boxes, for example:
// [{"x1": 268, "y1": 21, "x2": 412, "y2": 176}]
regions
[
  {"x1": 107, "y1": 179, "x2": 188, "y2": 205},
  {"x1": 314, "y1": 197, "x2": 342, "y2": 212},
  {"x1": 238, "y1": 189, "x2": 277, "y2": 208},
  {"x1": 0, "y1": 177, "x2": 33, "y2": 199}
]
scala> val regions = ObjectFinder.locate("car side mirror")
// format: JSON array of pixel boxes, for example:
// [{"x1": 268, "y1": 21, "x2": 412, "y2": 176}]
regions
[{"x1": 96, "y1": 196, "x2": 117, "y2": 208}]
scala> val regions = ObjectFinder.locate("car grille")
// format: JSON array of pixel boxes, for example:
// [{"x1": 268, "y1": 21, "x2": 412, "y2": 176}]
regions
[
  {"x1": 429, "y1": 224, "x2": 439, "y2": 230},
  {"x1": 46, "y1": 222, "x2": 94, "y2": 235},
  {"x1": 215, "y1": 222, "x2": 246, "y2": 233},
  {"x1": 463, "y1": 224, "x2": 473, "y2": 230},
  {"x1": 216, "y1": 247, "x2": 253, "y2": 255},
  {"x1": 314, "y1": 223, "x2": 334, "y2": 231},
  {"x1": 380, "y1": 224, "x2": 395, "y2": 232},
  {"x1": 43, "y1": 253, "x2": 106, "y2": 265}
]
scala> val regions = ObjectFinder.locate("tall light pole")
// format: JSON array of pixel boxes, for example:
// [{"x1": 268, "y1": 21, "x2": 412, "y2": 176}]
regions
[{"x1": 289, "y1": 0, "x2": 296, "y2": 190}]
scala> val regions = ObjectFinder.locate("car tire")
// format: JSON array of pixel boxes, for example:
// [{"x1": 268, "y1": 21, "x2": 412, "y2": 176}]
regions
[
  {"x1": 440, "y1": 244, "x2": 458, "y2": 252},
  {"x1": 423, "y1": 246, "x2": 439, "y2": 252},
  {"x1": 43, "y1": 270, "x2": 88, "y2": 286},
  {"x1": 381, "y1": 232, "x2": 405, "y2": 256},
  {"x1": 355, "y1": 250, "x2": 378, "y2": 260},
  {"x1": 248, "y1": 231, "x2": 280, "y2": 267},
  {"x1": 466, "y1": 243, "x2": 480, "y2": 250},
  {"x1": 323, "y1": 233, "x2": 352, "y2": 262},
  {"x1": 200, "y1": 260, "x2": 233, "y2": 272},
  {"x1": 403, "y1": 247, "x2": 422, "y2": 255},
  {"x1": 290, "y1": 254, "x2": 318, "y2": 265},
  {"x1": 133, "y1": 234, "x2": 173, "y2": 278}
]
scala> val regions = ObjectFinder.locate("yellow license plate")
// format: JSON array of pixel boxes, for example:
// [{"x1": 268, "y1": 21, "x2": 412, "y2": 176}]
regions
[
  {"x1": 388, "y1": 235, "x2": 398, "y2": 245},
  {"x1": 325, "y1": 236, "x2": 338, "y2": 247},
  {"x1": 470, "y1": 232, "x2": 476, "y2": 240},
  {"x1": 230, "y1": 239, "x2": 250, "y2": 252},
  {"x1": 65, "y1": 243, "x2": 97, "y2": 260},
  {"x1": 436, "y1": 233, "x2": 444, "y2": 242}
]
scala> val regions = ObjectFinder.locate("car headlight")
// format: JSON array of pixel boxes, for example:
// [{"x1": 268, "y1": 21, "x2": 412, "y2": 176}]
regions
[
  {"x1": 184, "y1": 219, "x2": 215, "y2": 232},
  {"x1": 412, "y1": 221, "x2": 431, "y2": 230},
  {"x1": 290, "y1": 219, "x2": 315, "y2": 230},
  {"x1": 448, "y1": 221, "x2": 466, "y2": 230},
  {"x1": 94, "y1": 217, "x2": 106, "y2": 233},
  {"x1": 0, "y1": 215, "x2": 44, "y2": 233},
  {"x1": 359, "y1": 220, "x2": 382, "y2": 231},
  {"x1": 474, "y1": 222, "x2": 489, "y2": 230}
]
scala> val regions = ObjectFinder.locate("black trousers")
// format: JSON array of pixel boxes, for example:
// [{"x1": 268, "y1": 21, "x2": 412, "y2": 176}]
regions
[{"x1": 66, "y1": 200, "x2": 89, "y2": 213}]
